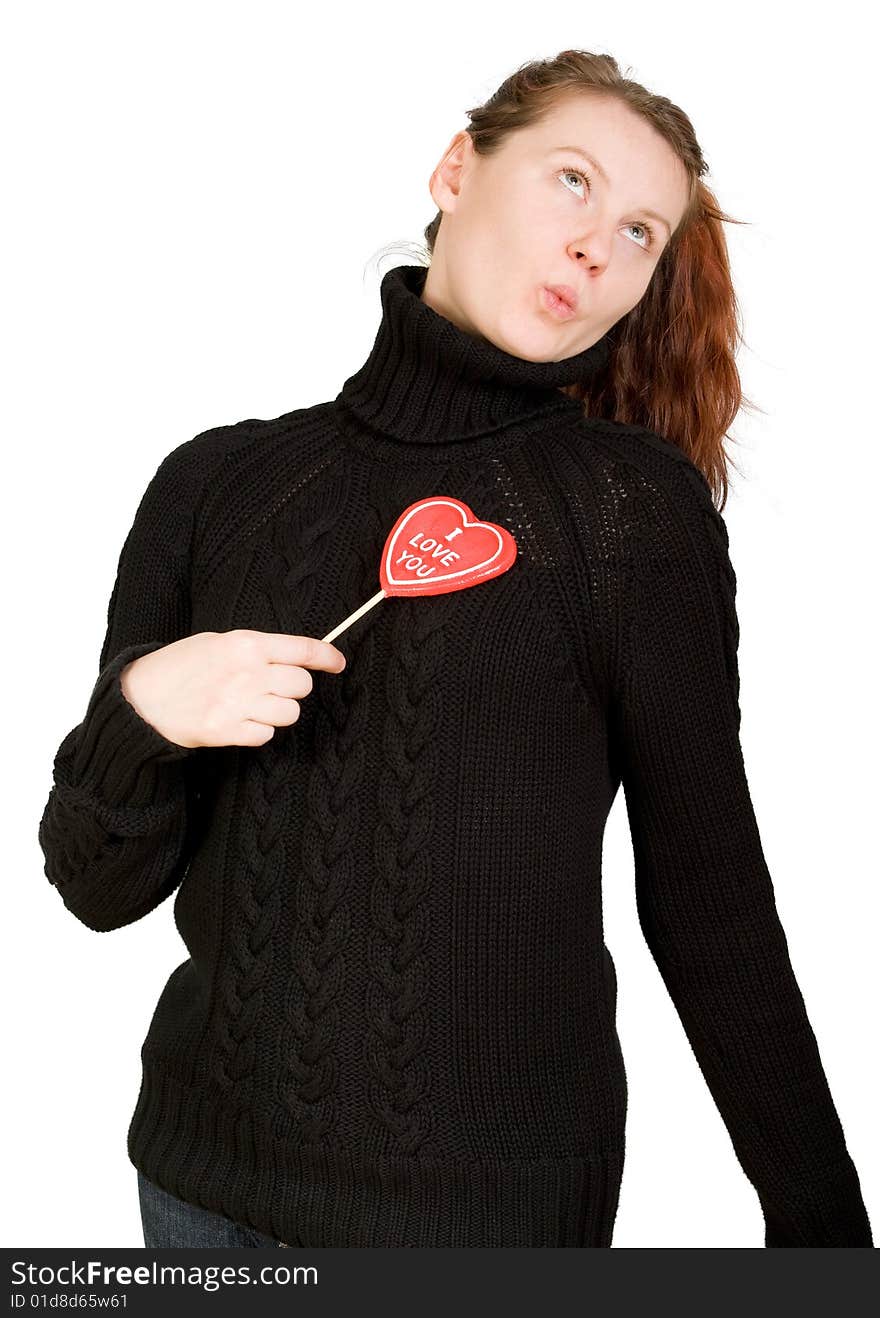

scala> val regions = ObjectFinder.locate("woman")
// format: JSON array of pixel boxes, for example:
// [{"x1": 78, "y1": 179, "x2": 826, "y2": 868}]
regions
[{"x1": 39, "y1": 49, "x2": 872, "y2": 1248}]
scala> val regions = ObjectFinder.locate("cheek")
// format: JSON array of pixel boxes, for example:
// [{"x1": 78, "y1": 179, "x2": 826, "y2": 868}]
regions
[
  {"x1": 616, "y1": 271, "x2": 655, "y2": 319},
  {"x1": 453, "y1": 189, "x2": 530, "y2": 277}
]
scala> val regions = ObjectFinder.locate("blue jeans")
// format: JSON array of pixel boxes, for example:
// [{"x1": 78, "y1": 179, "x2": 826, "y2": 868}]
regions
[{"x1": 137, "y1": 1169, "x2": 292, "y2": 1248}]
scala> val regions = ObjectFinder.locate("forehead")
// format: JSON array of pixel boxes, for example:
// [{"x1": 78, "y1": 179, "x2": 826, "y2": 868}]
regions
[
  {"x1": 508, "y1": 94, "x2": 688, "y2": 219},
  {"x1": 517, "y1": 96, "x2": 667, "y2": 167}
]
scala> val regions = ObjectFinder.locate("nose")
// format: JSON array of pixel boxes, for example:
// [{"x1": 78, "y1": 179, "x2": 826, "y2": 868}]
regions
[{"x1": 569, "y1": 222, "x2": 612, "y2": 271}]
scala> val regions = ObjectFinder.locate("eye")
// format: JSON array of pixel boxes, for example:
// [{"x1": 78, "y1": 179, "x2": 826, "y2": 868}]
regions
[
  {"x1": 558, "y1": 165, "x2": 591, "y2": 199},
  {"x1": 557, "y1": 165, "x2": 657, "y2": 251},
  {"x1": 626, "y1": 221, "x2": 655, "y2": 250}
]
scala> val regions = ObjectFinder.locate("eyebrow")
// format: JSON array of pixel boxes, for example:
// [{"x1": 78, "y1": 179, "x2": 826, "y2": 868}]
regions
[{"x1": 552, "y1": 145, "x2": 672, "y2": 237}]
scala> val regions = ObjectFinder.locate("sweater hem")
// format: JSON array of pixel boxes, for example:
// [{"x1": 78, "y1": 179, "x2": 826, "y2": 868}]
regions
[{"x1": 127, "y1": 1061, "x2": 625, "y2": 1248}]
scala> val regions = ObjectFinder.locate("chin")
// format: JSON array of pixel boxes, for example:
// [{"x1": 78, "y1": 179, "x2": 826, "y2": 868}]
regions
[
  {"x1": 512, "y1": 328, "x2": 565, "y2": 364},
  {"x1": 491, "y1": 307, "x2": 557, "y2": 363}
]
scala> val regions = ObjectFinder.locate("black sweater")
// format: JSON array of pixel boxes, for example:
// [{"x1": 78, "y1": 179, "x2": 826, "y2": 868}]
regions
[{"x1": 38, "y1": 262, "x2": 872, "y2": 1247}]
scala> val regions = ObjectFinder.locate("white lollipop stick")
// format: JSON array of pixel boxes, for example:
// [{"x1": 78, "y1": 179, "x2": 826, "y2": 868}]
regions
[{"x1": 321, "y1": 588, "x2": 387, "y2": 644}]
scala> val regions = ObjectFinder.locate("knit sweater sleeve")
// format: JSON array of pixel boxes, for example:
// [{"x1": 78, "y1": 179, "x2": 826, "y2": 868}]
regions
[
  {"x1": 38, "y1": 441, "x2": 205, "y2": 934},
  {"x1": 605, "y1": 449, "x2": 872, "y2": 1248}
]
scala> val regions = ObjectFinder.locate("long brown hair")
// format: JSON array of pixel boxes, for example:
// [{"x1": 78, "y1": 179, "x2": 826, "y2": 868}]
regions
[{"x1": 420, "y1": 51, "x2": 761, "y2": 510}]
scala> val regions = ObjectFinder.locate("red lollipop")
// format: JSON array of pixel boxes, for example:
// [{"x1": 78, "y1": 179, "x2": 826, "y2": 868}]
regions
[{"x1": 322, "y1": 496, "x2": 518, "y2": 643}]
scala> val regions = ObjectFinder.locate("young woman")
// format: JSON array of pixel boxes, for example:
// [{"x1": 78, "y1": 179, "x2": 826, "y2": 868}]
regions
[{"x1": 39, "y1": 49, "x2": 872, "y2": 1249}]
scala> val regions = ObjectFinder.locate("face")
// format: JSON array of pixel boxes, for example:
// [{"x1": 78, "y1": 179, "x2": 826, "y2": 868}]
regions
[{"x1": 423, "y1": 93, "x2": 691, "y2": 362}]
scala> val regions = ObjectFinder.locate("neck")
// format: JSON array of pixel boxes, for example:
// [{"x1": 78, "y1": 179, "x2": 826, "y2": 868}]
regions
[{"x1": 331, "y1": 264, "x2": 611, "y2": 454}]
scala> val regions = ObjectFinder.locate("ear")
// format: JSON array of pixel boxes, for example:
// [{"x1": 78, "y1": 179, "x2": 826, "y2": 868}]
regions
[{"x1": 428, "y1": 129, "x2": 473, "y2": 215}]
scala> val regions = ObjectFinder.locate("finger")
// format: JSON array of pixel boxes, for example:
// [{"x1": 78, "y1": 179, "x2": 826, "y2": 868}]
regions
[
  {"x1": 264, "y1": 663, "x2": 314, "y2": 700},
  {"x1": 259, "y1": 632, "x2": 347, "y2": 672},
  {"x1": 236, "y1": 720, "x2": 277, "y2": 747},
  {"x1": 272, "y1": 635, "x2": 345, "y2": 674},
  {"x1": 247, "y1": 692, "x2": 304, "y2": 729}
]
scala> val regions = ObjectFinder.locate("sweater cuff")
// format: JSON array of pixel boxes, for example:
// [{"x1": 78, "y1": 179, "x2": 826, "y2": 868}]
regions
[
  {"x1": 68, "y1": 642, "x2": 198, "y2": 807},
  {"x1": 763, "y1": 1155, "x2": 873, "y2": 1247}
]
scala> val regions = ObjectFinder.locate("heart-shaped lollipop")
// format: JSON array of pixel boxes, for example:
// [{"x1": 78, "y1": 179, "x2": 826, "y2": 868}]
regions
[
  {"x1": 322, "y1": 496, "x2": 518, "y2": 643},
  {"x1": 381, "y1": 496, "x2": 517, "y2": 595}
]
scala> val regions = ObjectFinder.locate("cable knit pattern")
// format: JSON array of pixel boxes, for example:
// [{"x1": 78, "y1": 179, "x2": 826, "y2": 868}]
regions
[
  {"x1": 366, "y1": 561, "x2": 449, "y2": 1155},
  {"x1": 206, "y1": 482, "x2": 351, "y2": 1105},
  {"x1": 37, "y1": 263, "x2": 872, "y2": 1248},
  {"x1": 209, "y1": 736, "x2": 287, "y2": 1102},
  {"x1": 271, "y1": 464, "x2": 367, "y2": 1144}
]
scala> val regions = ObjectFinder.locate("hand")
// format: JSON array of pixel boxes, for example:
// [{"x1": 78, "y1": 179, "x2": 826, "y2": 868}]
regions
[{"x1": 119, "y1": 629, "x2": 347, "y2": 748}]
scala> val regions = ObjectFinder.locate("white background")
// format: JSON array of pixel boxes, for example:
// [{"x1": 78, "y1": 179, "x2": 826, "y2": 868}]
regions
[{"x1": 4, "y1": 0, "x2": 877, "y2": 1249}]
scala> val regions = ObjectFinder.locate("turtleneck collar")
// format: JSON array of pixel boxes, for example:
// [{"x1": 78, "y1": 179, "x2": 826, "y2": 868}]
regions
[{"x1": 331, "y1": 263, "x2": 611, "y2": 454}]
